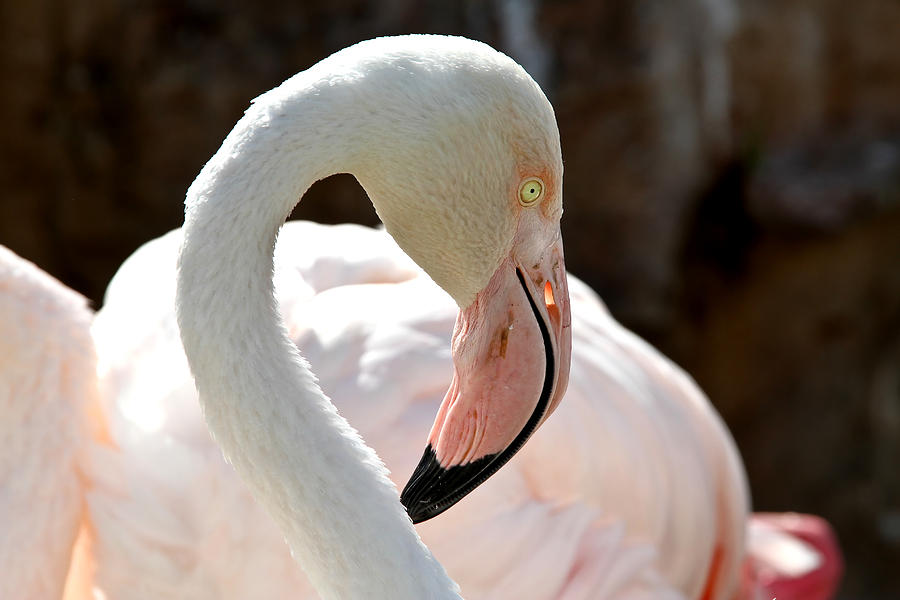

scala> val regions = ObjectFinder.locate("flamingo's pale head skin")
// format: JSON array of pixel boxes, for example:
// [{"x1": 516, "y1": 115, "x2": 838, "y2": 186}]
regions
[{"x1": 316, "y1": 37, "x2": 573, "y2": 521}]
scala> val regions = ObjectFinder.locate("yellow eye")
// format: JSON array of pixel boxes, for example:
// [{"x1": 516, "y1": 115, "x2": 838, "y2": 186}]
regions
[{"x1": 518, "y1": 178, "x2": 544, "y2": 207}]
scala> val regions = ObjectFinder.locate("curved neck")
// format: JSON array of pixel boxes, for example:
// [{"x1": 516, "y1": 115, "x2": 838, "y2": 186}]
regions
[{"x1": 176, "y1": 74, "x2": 459, "y2": 599}]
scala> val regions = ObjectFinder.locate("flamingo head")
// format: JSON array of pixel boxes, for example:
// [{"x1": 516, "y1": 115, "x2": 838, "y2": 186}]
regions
[{"x1": 344, "y1": 36, "x2": 572, "y2": 523}]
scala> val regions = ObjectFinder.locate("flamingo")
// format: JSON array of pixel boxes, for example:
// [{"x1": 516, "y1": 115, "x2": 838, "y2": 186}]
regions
[
  {"x1": 87, "y1": 223, "x2": 839, "y2": 600},
  {"x1": 0, "y1": 35, "x2": 840, "y2": 599}
]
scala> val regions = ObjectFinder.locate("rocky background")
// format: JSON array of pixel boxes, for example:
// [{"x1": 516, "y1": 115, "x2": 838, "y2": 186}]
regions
[{"x1": 1, "y1": 0, "x2": 898, "y2": 597}]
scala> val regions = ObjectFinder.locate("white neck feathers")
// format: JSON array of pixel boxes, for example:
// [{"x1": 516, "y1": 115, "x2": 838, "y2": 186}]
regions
[{"x1": 176, "y1": 62, "x2": 459, "y2": 599}]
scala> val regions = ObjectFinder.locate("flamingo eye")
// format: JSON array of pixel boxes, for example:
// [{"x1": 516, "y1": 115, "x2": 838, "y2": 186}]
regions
[{"x1": 518, "y1": 178, "x2": 544, "y2": 207}]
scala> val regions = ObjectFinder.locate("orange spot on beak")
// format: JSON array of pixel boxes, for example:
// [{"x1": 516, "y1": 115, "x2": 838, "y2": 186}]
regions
[{"x1": 544, "y1": 280, "x2": 562, "y2": 331}]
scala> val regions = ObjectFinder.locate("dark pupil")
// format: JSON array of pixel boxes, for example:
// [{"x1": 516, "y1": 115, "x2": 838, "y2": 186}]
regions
[{"x1": 529, "y1": 188, "x2": 534, "y2": 194}]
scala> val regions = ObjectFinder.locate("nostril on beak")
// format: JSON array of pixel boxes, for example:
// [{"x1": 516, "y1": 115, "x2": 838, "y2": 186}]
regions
[
  {"x1": 544, "y1": 281, "x2": 556, "y2": 310},
  {"x1": 543, "y1": 280, "x2": 562, "y2": 331}
]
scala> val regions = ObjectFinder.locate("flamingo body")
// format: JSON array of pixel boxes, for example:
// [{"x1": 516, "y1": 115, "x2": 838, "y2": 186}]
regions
[{"x1": 88, "y1": 221, "x2": 740, "y2": 599}]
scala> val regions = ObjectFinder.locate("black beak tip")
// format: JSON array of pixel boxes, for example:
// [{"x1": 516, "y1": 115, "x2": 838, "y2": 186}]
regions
[
  {"x1": 400, "y1": 445, "x2": 445, "y2": 523},
  {"x1": 405, "y1": 503, "x2": 437, "y2": 524},
  {"x1": 400, "y1": 444, "x2": 499, "y2": 524}
]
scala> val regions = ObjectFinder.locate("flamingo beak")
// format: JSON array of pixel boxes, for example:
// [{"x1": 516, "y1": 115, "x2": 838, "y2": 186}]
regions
[{"x1": 401, "y1": 236, "x2": 571, "y2": 523}]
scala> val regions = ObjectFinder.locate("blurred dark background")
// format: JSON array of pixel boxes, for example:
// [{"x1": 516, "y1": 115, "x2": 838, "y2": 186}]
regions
[{"x1": 1, "y1": 0, "x2": 898, "y2": 597}]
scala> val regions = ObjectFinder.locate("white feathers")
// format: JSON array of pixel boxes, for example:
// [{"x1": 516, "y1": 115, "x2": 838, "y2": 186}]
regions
[
  {"x1": 89, "y1": 222, "x2": 742, "y2": 598},
  {"x1": 0, "y1": 246, "x2": 96, "y2": 600},
  {"x1": 173, "y1": 35, "x2": 564, "y2": 599}
]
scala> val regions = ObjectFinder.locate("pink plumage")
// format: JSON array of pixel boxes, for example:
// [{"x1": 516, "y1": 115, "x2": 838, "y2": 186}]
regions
[
  {"x1": 0, "y1": 226, "x2": 842, "y2": 598},
  {"x1": 0, "y1": 246, "x2": 97, "y2": 600},
  {"x1": 84, "y1": 222, "x2": 839, "y2": 599}
]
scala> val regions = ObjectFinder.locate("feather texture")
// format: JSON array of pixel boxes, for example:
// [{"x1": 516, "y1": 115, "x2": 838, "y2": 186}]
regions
[
  {"x1": 89, "y1": 222, "x2": 742, "y2": 599},
  {"x1": 0, "y1": 246, "x2": 97, "y2": 600}
]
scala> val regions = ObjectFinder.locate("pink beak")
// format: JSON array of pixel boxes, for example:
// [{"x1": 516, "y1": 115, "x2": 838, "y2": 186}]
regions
[{"x1": 402, "y1": 237, "x2": 571, "y2": 523}]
